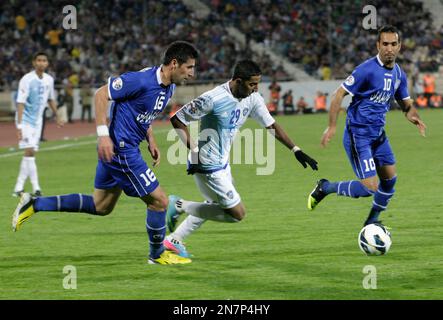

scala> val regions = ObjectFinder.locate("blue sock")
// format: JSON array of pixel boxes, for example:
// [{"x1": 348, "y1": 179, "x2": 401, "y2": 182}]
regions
[
  {"x1": 324, "y1": 180, "x2": 373, "y2": 198},
  {"x1": 34, "y1": 194, "x2": 97, "y2": 214},
  {"x1": 367, "y1": 176, "x2": 397, "y2": 224},
  {"x1": 146, "y1": 209, "x2": 166, "y2": 259}
]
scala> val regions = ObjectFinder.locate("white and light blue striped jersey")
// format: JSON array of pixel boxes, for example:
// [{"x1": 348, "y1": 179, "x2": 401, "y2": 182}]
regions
[
  {"x1": 16, "y1": 71, "x2": 55, "y2": 128},
  {"x1": 175, "y1": 81, "x2": 275, "y2": 172}
]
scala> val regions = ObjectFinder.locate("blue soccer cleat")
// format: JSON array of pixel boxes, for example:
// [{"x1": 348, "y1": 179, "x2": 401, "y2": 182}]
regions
[{"x1": 166, "y1": 195, "x2": 182, "y2": 232}]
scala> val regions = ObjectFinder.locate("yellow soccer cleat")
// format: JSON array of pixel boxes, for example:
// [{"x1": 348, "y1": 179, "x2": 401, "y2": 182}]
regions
[
  {"x1": 12, "y1": 193, "x2": 35, "y2": 232},
  {"x1": 308, "y1": 179, "x2": 329, "y2": 211},
  {"x1": 148, "y1": 250, "x2": 192, "y2": 265}
]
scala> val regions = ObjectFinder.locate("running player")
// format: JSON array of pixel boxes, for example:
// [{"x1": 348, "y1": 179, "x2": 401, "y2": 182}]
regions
[
  {"x1": 308, "y1": 25, "x2": 426, "y2": 227},
  {"x1": 12, "y1": 41, "x2": 199, "y2": 265},
  {"x1": 163, "y1": 59, "x2": 318, "y2": 257}
]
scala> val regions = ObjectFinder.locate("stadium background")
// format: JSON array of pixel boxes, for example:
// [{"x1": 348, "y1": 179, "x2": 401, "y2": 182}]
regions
[{"x1": 0, "y1": 0, "x2": 442, "y2": 301}]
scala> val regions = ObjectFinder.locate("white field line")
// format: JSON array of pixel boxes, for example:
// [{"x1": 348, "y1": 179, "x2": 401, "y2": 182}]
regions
[{"x1": 0, "y1": 128, "x2": 172, "y2": 159}]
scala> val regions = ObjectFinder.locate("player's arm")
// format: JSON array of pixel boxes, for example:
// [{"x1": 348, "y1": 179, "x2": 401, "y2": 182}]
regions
[
  {"x1": 395, "y1": 69, "x2": 426, "y2": 137},
  {"x1": 397, "y1": 98, "x2": 426, "y2": 137},
  {"x1": 146, "y1": 127, "x2": 160, "y2": 167},
  {"x1": 48, "y1": 79, "x2": 63, "y2": 126},
  {"x1": 266, "y1": 122, "x2": 318, "y2": 171},
  {"x1": 321, "y1": 86, "x2": 348, "y2": 147},
  {"x1": 16, "y1": 103, "x2": 25, "y2": 141},
  {"x1": 170, "y1": 114, "x2": 197, "y2": 151},
  {"x1": 95, "y1": 85, "x2": 114, "y2": 162}
]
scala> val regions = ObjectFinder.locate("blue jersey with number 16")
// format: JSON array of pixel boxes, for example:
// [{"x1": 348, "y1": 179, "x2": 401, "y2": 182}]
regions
[
  {"x1": 108, "y1": 66, "x2": 175, "y2": 152},
  {"x1": 341, "y1": 55, "x2": 410, "y2": 137}
]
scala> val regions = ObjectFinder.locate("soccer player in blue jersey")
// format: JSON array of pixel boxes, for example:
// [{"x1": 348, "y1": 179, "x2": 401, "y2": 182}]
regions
[
  {"x1": 13, "y1": 52, "x2": 64, "y2": 197},
  {"x1": 307, "y1": 25, "x2": 426, "y2": 227},
  {"x1": 12, "y1": 41, "x2": 199, "y2": 265},
  {"x1": 162, "y1": 60, "x2": 318, "y2": 258}
]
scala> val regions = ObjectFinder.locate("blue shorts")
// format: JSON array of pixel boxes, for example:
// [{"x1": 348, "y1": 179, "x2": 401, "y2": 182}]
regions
[
  {"x1": 343, "y1": 127, "x2": 395, "y2": 179},
  {"x1": 94, "y1": 150, "x2": 159, "y2": 198}
]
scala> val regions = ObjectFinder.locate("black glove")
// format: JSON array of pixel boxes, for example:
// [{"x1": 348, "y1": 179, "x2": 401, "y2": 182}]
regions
[
  {"x1": 187, "y1": 163, "x2": 198, "y2": 175},
  {"x1": 187, "y1": 150, "x2": 200, "y2": 175},
  {"x1": 294, "y1": 150, "x2": 318, "y2": 170}
]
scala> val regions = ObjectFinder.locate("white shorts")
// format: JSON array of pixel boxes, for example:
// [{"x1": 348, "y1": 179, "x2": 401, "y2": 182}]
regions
[
  {"x1": 19, "y1": 123, "x2": 42, "y2": 151},
  {"x1": 193, "y1": 164, "x2": 241, "y2": 209}
]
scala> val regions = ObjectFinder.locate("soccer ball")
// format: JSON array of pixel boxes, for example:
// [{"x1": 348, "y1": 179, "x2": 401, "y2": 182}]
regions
[{"x1": 358, "y1": 223, "x2": 392, "y2": 256}]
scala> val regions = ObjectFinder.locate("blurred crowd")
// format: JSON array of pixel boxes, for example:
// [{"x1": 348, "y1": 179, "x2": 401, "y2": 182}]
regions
[
  {"x1": 0, "y1": 0, "x2": 289, "y2": 90},
  {"x1": 0, "y1": 0, "x2": 441, "y2": 90},
  {"x1": 206, "y1": 0, "x2": 442, "y2": 80}
]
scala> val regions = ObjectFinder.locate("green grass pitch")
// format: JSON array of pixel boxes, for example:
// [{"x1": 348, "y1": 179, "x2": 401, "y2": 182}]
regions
[{"x1": 0, "y1": 109, "x2": 442, "y2": 300}]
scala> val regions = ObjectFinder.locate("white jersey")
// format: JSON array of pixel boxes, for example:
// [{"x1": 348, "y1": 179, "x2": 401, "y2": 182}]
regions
[
  {"x1": 16, "y1": 71, "x2": 55, "y2": 128},
  {"x1": 175, "y1": 81, "x2": 275, "y2": 172}
]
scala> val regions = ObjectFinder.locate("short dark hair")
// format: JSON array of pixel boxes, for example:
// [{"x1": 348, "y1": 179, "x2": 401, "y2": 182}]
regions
[
  {"x1": 377, "y1": 25, "x2": 401, "y2": 42},
  {"x1": 33, "y1": 52, "x2": 48, "y2": 60},
  {"x1": 232, "y1": 60, "x2": 262, "y2": 80},
  {"x1": 162, "y1": 41, "x2": 199, "y2": 65}
]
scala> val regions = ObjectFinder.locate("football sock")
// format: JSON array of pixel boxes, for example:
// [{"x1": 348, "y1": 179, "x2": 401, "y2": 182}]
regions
[
  {"x1": 146, "y1": 209, "x2": 167, "y2": 259},
  {"x1": 34, "y1": 194, "x2": 97, "y2": 214},
  {"x1": 172, "y1": 215, "x2": 206, "y2": 241},
  {"x1": 180, "y1": 200, "x2": 239, "y2": 222},
  {"x1": 367, "y1": 176, "x2": 397, "y2": 224},
  {"x1": 26, "y1": 156, "x2": 41, "y2": 192},
  {"x1": 324, "y1": 180, "x2": 373, "y2": 198},
  {"x1": 14, "y1": 157, "x2": 28, "y2": 192}
]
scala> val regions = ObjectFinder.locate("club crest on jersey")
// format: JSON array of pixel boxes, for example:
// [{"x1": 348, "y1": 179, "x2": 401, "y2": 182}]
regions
[
  {"x1": 112, "y1": 77, "x2": 123, "y2": 91},
  {"x1": 345, "y1": 75, "x2": 355, "y2": 86},
  {"x1": 243, "y1": 108, "x2": 249, "y2": 116}
]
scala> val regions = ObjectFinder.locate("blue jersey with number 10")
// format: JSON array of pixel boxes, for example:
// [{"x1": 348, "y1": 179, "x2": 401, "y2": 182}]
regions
[
  {"x1": 108, "y1": 66, "x2": 175, "y2": 152},
  {"x1": 341, "y1": 55, "x2": 410, "y2": 137}
]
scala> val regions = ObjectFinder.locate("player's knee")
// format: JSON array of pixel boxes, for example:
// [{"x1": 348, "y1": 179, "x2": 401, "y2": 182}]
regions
[
  {"x1": 94, "y1": 202, "x2": 114, "y2": 216},
  {"x1": 361, "y1": 180, "x2": 378, "y2": 192},
  {"x1": 149, "y1": 194, "x2": 168, "y2": 212}
]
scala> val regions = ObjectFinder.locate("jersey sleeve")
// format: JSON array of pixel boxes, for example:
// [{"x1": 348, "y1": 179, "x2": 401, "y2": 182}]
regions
[
  {"x1": 16, "y1": 76, "x2": 29, "y2": 104},
  {"x1": 249, "y1": 93, "x2": 275, "y2": 127},
  {"x1": 394, "y1": 67, "x2": 410, "y2": 101},
  {"x1": 341, "y1": 65, "x2": 368, "y2": 96},
  {"x1": 108, "y1": 72, "x2": 145, "y2": 101},
  {"x1": 174, "y1": 94, "x2": 214, "y2": 126}
]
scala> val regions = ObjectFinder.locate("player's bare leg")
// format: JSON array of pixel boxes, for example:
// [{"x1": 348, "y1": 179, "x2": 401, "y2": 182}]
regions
[{"x1": 93, "y1": 187, "x2": 122, "y2": 215}]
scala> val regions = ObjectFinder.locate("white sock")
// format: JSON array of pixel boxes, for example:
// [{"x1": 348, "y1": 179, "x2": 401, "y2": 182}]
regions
[
  {"x1": 171, "y1": 215, "x2": 206, "y2": 241},
  {"x1": 14, "y1": 157, "x2": 28, "y2": 192},
  {"x1": 25, "y1": 157, "x2": 41, "y2": 192},
  {"x1": 179, "y1": 200, "x2": 239, "y2": 223}
]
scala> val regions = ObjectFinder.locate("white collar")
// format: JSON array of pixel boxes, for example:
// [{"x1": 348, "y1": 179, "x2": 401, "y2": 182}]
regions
[
  {"x1": 156, "y1": 65, "x2": 163, "y2": 85},
  {"x1": 376, "y1": 54, "x2": 384, "y2": 67}
]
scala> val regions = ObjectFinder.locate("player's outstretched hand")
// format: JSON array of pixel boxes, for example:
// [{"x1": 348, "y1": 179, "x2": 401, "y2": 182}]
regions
[
  {"x1": 321, "y1": 126, "x2": 336, "y2": 148},
  {"x1": 294, "y1": 150, "x2": 318, "y2": 170},
  {"x1": 148, "y1": 143, "x2": 161, "y2": 167},
  {"x1": 98, "y1": 136, "x2": 115, "y2": 162},
  {"x1": 407, "y1": 114, "x2": 427, "y2": 137}
]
